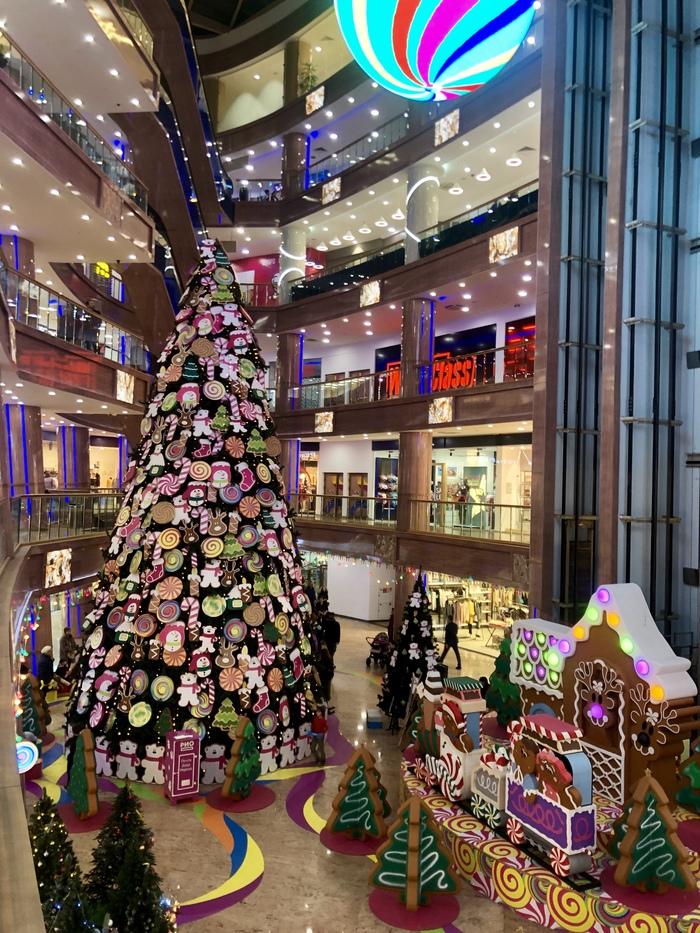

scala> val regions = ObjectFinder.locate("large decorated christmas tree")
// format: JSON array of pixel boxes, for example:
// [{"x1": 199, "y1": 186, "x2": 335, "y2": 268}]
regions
[
  {"x1": 378, "y1": 578, "x2": 437, "y2": 725},
  {"x1": 67, "y1": 240, "x2": 319, "y2": 775}
]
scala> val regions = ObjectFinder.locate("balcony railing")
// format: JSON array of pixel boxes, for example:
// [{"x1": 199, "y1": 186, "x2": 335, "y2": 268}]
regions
[
  {"x1": 239, "y1": 283, "x2": 278, "y2": 307},
  {"x1": 409, "y1": 499, "x2": 530, "y2": 543},
  {"x1": 419, "y1": 182, "x2": 539, "y2": 258},
  {"x1": 288, "y1": 112, "x2": 411, "y2": 196},
  {"x1": 11, "y1": 493, "x2": 122, "y2": 546},
  {"x1": 114, "y1": 0, "x2": 155, "y2": 58},
  {"x1": 0, "y1": 30, "x2": 148, "y2": 212},
  {"x1": 0, "y1": 262, "x2": 150, "y2": 372},
  {"x1": 290, "y1": 243, "x2": 405, "y2": 302},
  {"x1": 289, "y1": 493, "x2": 397, "y2": 527},
  {"x1": 234, "y1": 180, "x2": 282, "y2": 201},
  {"x1": 288, "y1": 340, "x2": 535, "y2": 410}
]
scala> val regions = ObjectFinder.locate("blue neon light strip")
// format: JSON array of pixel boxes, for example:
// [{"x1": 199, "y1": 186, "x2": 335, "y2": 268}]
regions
[
  {"x1": 20, "y1": 404, "x2": 30, "y2": 497},
  {"x1": 72, "y1": 427, "x2": 78, "y2": 486},
  {"x1": 4, "y1": 405, "x2": 14, "y2": 496},
  {"x1": 61, "y1": 426, "x2": 68, "y2": 488}
]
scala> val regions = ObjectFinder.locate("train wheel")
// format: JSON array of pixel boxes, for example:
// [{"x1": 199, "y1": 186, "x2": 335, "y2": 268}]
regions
[
  {"x1": 550, "y1": 847, "x2": 571, "y2": 877},
  {"x1": 506, "y1": 817, "x2": 524, "y2": 845}
]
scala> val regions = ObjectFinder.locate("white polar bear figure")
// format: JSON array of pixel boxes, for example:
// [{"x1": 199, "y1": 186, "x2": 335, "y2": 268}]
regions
[
  {"x1": 243, "y1": 656, "x2": 265, "y2": 691},
  {"x1": 177, "y1": 672, "x2": 200, "y2": 708},
  {"x1": 115, "y1": 740, "x2": 139, "y2": 781},
  {"x1": 259, "y1": 735, "x2": 279, "y2": 775},
  {"x1": 279, "y1": 728, "x2": 297, "y2": 767},
  {"x1": 94, "y1": 736, "x2": 114, "y2": 777},
  {"x1": 296, "y1": 723, "x2": 312, "y2": 760},
  {"x1": 141, "y1": 743, "x2": 165, "y2": 784},
  {"x1": 201, "y1": 744, "x2": 228, "y2": 784}
]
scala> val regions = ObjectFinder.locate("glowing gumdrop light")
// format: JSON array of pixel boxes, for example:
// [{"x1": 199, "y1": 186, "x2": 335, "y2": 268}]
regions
[
  {"x1": 635, "y1": 659, "x2": 650, "y2": 676},
  {"x1": 597, "y1": 587, "x2": 610, "y2": 603},
  {"x1": 650, "y1": 685, "x2": 665, "y2": 701},
  {"x1": 334, "y1": 0, "x2": 536, "y2": 102},
  {"x1": 620, "y1": 636, "x2": 634, "y2": 655},
  {"x1": 585, "y1": 605, "x2": 599, "y2": 623}
]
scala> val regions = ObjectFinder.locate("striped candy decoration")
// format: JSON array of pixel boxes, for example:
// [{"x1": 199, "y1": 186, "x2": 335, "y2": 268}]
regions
[{"x1": 334, "y1": 0, "x2": 536, "y2": 101}]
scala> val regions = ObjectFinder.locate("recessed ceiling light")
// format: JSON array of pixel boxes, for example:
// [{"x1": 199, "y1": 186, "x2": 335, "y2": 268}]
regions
[
  {"x1": 129, "y1": 254, "x2": 137, "y2": 260},
  {"x1": 461, "y1": 306, "x2": 470, "y2": 312},
  {"x1": 370, "y1": 109, "x2": 379, "y2": 116},
  {"x1": 490, "y1": 271, "x2": 497, "y2": 277},
  {"x1": 101, "y1": 404, "x2": 108, "y2": 409},
  {"x1": 46, "y1": 279, "x2": 53, "y2": 285},
  {"x1": 1, "y1": 204, "x2": 10, "y2": 211},
  {"x1": 270, "y1": 140, "x2": 278, "y2": 147},
  {"x1": 108, "y1": 235, "x2": 115, "y2": 241},
  {"x1": 9, "y1": 225, "x2": 18, "y2": 231},
  {"x1": 429, "y1": 291, "x2": 436, "y2": 297},
  {"x1": 434, "y1": 156, "x2": 441, "y2": 162},
  {"x1": 76, "y1": 410, "x2": 82, "y2": 414},
  {"x1": 324, "y1": 210, "x2": 330, "y2": 215},
  {"x1": 323, "y1": 330, "x2": 331, "y2": 335},
  {"x1": 518, "y1": 290, "x2": 528, "y2": 297},
  {"x1": 322, "y1": 338, "x2": 330, "y2": 343},
  {"x1": 392, "y1": 178, "x2": 399, "y2": 183},
  {"x1": 347, "y1": 96, "x2": 355, "y2": 103},
  {"x1": 364, "y1": 311, "x2": 372, "y2": 317},
  {"x1": 493, "y1": 122, "x2": 501, "y2": 128},
  {"x1": 245, "y1": 236, "x2": 251, "y2": 241},
  {"x1": 130, "y1": 98, "x2": 140, "y2": 106},
  {"x1": 389, "y1": 304, "x2": 396, "y2": 310},
  {"x1": 527, "y1": 35, "x2": 536, "y2": 45},
  {"x1": 462, "y1": 140, "x2": 470, "y2": 147},
  {"x1": 304, "y1": 123, "x2": 312, "y2": 130},
  {"x1": 35, "y1": 268, "x2": 43, "y2": 274},
  {"x1": 81, "y1": 214, "x2": 90, "y2": 220},
  {"x1": 77, "y1": 399, "x2": 83, "y2": 403},
  {"x1": 300, "y1": 328, "x2": 306, "y2": 333},
  {"x1": 489, "y1": 147, "x2": 496, "y2": 154},
  {"x1": 462, "y1": 293, "x2": 472, "y2": 299},
  {"x1": 363, "y1": 319, "x2": 371, "y2": 326},
  {"x1": 49, "y1": 188, "x2": 60, "y2": 196},
  {"x1": 84, "y1": 34, "x2": 94, "y2": 42},
  {"x1": 366, "y1": 331, "x2": 373, "y2": 336},
  {"x1": 241, "y1": 248, "x2": 249, "y2": 254},
  {"x1": 522, "y1": 275, "x2": 532, "y2": 282},
  {"x1": 77, "y1": 254, "x2": 85, "y2": 260},
  {"x1": 11, "y1": 157, "x2": 23, "y2": 166},
  {"x1": 15, "y1": 382, "x2": 23, "y2": 387},
  {"x1": 109, "y1": 68, "x2": 119, "y2": 76},
  {"x1": 245, "y1": 164, "x2": 254, "y2": 171},
  {"x1": 329, "y1": 133, "x2": 338, "y2": 140},
  {"x1": 325, "y1": 110, "x2": 333, "y2": 118},
  {"x1": 96, "y1": 114, "x2": 104, "y2": 121},
  {"x1": 369, "y1": 190, "x2": 375, "y2": 195},
  {"x1": 342, "y1": 318, "x2": 349, "y2": 322},
  {"x1": 524, "y1": 260, "x2": 532, "y2": 266},
  {"x1": 315, "y1": 46, "x2": 322, "y2": 52},
  {"x1": 48, "y1": 390, "x2": 56, "y2": 396}
]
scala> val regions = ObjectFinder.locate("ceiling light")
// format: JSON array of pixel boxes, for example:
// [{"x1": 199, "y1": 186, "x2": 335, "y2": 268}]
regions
[
  {"x1": 342, "y1": 230, "x2": 355, "y2": 241},
  {"x1": 369, "y1": 190, "x2": 375, "y2": 195},
  {"x1": 434, "y1": 156, "x2": 441, "y2": 162},
  {"x1": 366, "y1": 331, "x2": 373, "y2": 335},
  {"x1": 342, "y1": 318, "x2": 349, "y2": 322},
  {"x1": 527, "y1": 35, "x2": 536, "y2": 45},
  {"x1": 462, "y1": 293, "x2": 472, "y2": 299},
  {"x1": 392, "y1": 207, "x2": 405, "y2": 220},
  {"x1": 389, "y1": 304, "x2": 396, "y2": 309},
  {"x1": 370, "y1": 109, "x2": 379, "y2": 116},
  {"x1": 323, "y1": 210, "x2": 330, "y2": 215},
  {"x1": 315, "y1": 46, "x2": 322, "y2": 52},
  {"x1": 476, "y1": 168, "x2": 491, "y2": 181},
  {"x1": 493, "y1": 122, "x2": 501, "y2": 128},
  {"x1": 322, "y1": 338, "x2": 330, "y2": 343},
  {"x1": 77, "y1": 399, "x2": 83, "y2": 403},
  {"x1": 363, "y1": 319, "x2": 371, "y2": 326},
  {"x1": 49, "y1": 188, "x2": 59, "y2": 196},
  {"x1": 245, "y1": 164, "x2": 254, "y2": 171},
  {"x1": 1, "y1": 204, "x2": 10, "y2": 211},
  {"x1": 81, "y1": 214, "x2": 90, "y2": 220},
  {"x1": 11, "y1": 157, "x2": 23, "y2": 166},
  {"x1": 108, "y1": 235, "x2": 115, "y2": 241},
  {"x1": 317, "y1": 242, "x2": 328, "y2": 251},
  {"x1": 245, "y1": 236, "x2": 251, "y2": 241},
  {"x1": 462, "y1": 140, "x2": 470, "y2": 147},
  {"x1": 241, "y1": 248, "x2": 249, "y2": 254},
  {"x1": 130, "y1": 98, "x2": 140, "y2": 106},
  {"x1": 109, "y1": 68, "x2": 119, "y2": 76},
  {"x1": 350, "y1": 214, "x2": 356, "y2": 219},
  {"x1": 329, "y1": 236, "x2": 342, "y2": 246},
  {"x1": 96, "y1": 114, "x2": 104, "y2": 121},
  {"x1": 329, "y1": 133, "x2": 338, "y2": 140},
  {"x1": 364, "y1": 311, "x2": 372, "y2": 317},
  {"x1": 518, "y1": 290, "x2": 528, "y2": 297},
  {"x1": 84, "y1": 34, "x2": 94, "y2": 42},
  {"x1": 448, "y1": 183, "x2": 463, "y2": 195},
  {"x1": 506, "y1": 154, "x2": 523, "y2": 166},
  {"x1": 270, "y1": 140, "x2": 278, "y2": 147},
  {"x1": 323, "y1": 330, "x2": 331, "y2": 335},
  {"x1": 429, "y1": 291, "x2": 436, "y2": 297},
  {"x1": 9, "y1": 225, "x2": 18, "y2": 231},
  {"x1": 392, "y1": 178, "x2": 399, "y2": 184},
  {"x1": 15, "y1": 382, "x2": 23, "y2": 387},
  {"x1": 35, "y1": 268, "x2": 43, "y2": 274},
  {"x1": 489, "y1": 147, "x2": 496, "y2": 154},
  {"x1": 490, "y1": 271, "x2": 497, "y2": 277},
  {"x1": 46, "y1": 279, "x2": 53, "y2": 285},
  {"x1": 101, "y1": 404, "x2": 108, "y2": 409},
  {"x1": 375, "y1": 217, "x2": 388, "y2": 227},
  {"x1": 528, "y1": 100, "x2": 536, "y2": 108},
  {"x1": 461, "y1": 306, "x2": 470, "y2": 312},
  {"x1": 325, "y1": 110, "x2": 333, "y2": 118},
  {"x1": 322, "y1": 227, "x2": 328, "y2": 232},
  {"x1": 347, "y1": 96, "x2": 355, "y2": 103},
  {"x1": 359, "y1": 223, "x2": 372, "y2": 234},
  {"x1": 522, "y1": 275, "x2": 532, "y2": 282},
  {"x1": 76, "y1": 410, "x2": 82, "y2": 414},
  {"x1": 300, "y1": 328, "x2": 306, "y2": 333},
  {"x1": 253, "y1": 74, "x2": 260, "y2": 80},
  {"x1": 524, "y1": 260, "x2": 532, "y2": 266},
  {"x1": 129, "y1": 254, "x2": 137, "y2": 260},
  {"x1": 305, "y1": 123, "x2": 312, "y2": 130},
  {"x1": 48, "y1": 390, "x2": 56, "y2": 396}
]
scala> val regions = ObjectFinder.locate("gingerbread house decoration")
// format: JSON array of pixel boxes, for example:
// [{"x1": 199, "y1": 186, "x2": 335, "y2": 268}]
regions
[
  {"x1": 510, "y1": 583, "x2": 700, "y2": 804},
  {"x1": 440, "y1": 675, "x2": 486, "y2": 750}
]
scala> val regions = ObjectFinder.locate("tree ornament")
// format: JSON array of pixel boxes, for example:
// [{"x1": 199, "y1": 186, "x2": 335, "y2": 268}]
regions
[
  {"x1": 326, "y1": 748, "x2": 388, "y2": 840},
  {"x1": 222, "y1": 715, "x2": 261, "y2": 799},
  {"x1": 66, "y1": 728, "x2": 99, "y2": 820},
  {"x1": 485, "y1": 632, "x2": 522, "y2": 727}
]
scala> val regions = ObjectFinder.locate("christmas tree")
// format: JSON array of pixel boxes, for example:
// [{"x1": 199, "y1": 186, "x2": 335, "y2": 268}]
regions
[
  {"x1": 66, "y1": 728, "x2": 99, "y2": 820},
  {"x1": 326, "y1": 748, "x2": 388, "y2": 840},
  {"x1": 44, "y1": 850, "x2": 97, "y2": 933},
  {"x1": 378, "y1": 579, "x2": 437, "y2": 726},
  {"x1": 677, "y1": 739, "x2": 700, "y2": 813},
  {"x1": 485, "y1": 632, "x2": 521, "y2": 727},
  {"x1": 21, "y1": 672, "x2": 48, "y2": 738},
  {"x1": 85, "y1": 785, "x2": 146, "y2": 907},
  {"x1": 66, "y1": 239, "x2": 319, "y2": 775},
  {"x1": 369, "y1": 795, "x2": 461, "y2": 910},
  {"x1": 607, "y1": 795, "x2": 633, "y2": 859},
  {"x1": 614, "y1": 770, "x2": 696, "y2": 894},
  {"x1": 222, "y1": 715, "x2": 261, "y2": 799},
  {"x1": 213, "y1": 697, "x2": 239, "y2": 737},
  {"x1": 108, "y1": 833, "x2": 175, "y2": 933}
]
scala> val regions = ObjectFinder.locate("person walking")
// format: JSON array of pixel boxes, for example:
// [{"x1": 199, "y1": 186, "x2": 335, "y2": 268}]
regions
[
  {"x1": 310, "y1": 703, "x2": 329, "y2": 764},
  {"x1": 322, "y1": 611, "x2": 341, "y2": 657},
  {"x1": 36, "y1": 646, "x2": 55, "y2": 693},
  {"x1": 316, "y1": 643, "x2": 335, "y2": 703},
  {"x1": 440, "y1": 618, "x2": 461, "y2": 670}
]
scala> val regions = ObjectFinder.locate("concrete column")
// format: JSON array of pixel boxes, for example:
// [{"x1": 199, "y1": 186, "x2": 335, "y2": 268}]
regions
[
  {"x1": 396, "y1": 431, "x2": 432, "y2": 533},
  {"x1": 278, "y1": 224, "x2": 306, "y2": 304},
  {"x1": 0, "y1": 398, "x2": 13, "y2": 560},
  {"x1": 275, "y1": 332, "x2": 303, "y2": 414},
  {"x1": 0, "y1": 235, "x2": 34, "y2": 275},
  {"x1": 57, "y1": 426, "x2": 90, "y2": 489},
  {"x1": 5, "y1": 405, "x2": 44, "y2": 495},
  {"x1": 400, "y1": 299, "x2": 434, "y2": 397},
  {"x1": 405, "y1": 164, "x2": 440, "y2": 264},
  {"x1": 280, "y1": 439, "x2": 301, "y2": 498},
  {"x1": 283, "y1": 38, "x2": 311, "y2": 105},
  {"x1": 281, "y1": 132, "x2": 307, "y2": 199}
]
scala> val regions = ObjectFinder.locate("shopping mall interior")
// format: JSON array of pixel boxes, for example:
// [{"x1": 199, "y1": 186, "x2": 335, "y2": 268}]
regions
[{"x1": 2, "y1": 1, "x2": 700, "y2": 931}]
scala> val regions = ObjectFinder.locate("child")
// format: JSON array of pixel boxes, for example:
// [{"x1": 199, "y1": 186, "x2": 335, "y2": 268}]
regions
[{"x1": 310, "y1": 703, "x2": 329, "y2": 765}]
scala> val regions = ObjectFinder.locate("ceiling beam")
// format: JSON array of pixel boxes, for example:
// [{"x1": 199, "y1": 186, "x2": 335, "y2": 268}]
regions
[
  {"x1": 189, "y1": 11, "x2": 228, "y2": 34},
  {"x1": 229, "y1": 0, "x2": 245, "y2": 28}
]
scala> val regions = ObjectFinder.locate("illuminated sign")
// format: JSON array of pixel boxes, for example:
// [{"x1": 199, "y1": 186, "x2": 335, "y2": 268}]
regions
[
  {"x1": 321, "y1": 177, "x2": 341, "y2": 204},
  {"x1": 116, "y1": 370, "x2": 135, "y2": 404},
  {"x1": 46, "y1": 549, "x2": 72, "y2": 587},
  {"x1": 428, "y1": 397, "x2": 453, "y2": 424},
  {"x1": 334, "y1": 0, "x2": 536, "y2": 102},
  {"x1": 95, "y1": 261, "x2": 111, "y2": 278},
  {"x1": 381, "y1": 353, "x2": 478, "y2": 400},
  {"x1": 435, "y1": 110, "x2": 460, "y2": 147},
  {"x1": 306, "y1": 86, "x2": 325, "y2": 115},
  {"x1": 314, "y1": 411, "x2": 334, "y2": 434},
  {"x1": 360, "y1": 281, "x2": 381, "y2": 307},
  {"x1": 489, "y1": 226, "x2": 519, "y2": 263}
]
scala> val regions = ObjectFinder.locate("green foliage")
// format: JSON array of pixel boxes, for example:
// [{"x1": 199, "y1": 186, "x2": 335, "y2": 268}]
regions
[
  {"x1": 229, "y1": 719, "x2": 261, "y2": 797},
  {"x1": 85, "y1": 785, "x2": 145, "y2": 906},
  {"x1": 44, "y1": 851, "x2": 97, "y2": 932},
  {"x1": 156, "y1": 708, "x2": 173, "y2": 737},
  {"x1": 378, "y1": 581, "x2": 437, "y2": 723},
  {"x1": 677, "y1": 747, "x2": 700, "y2": 812},
  {"x1": 298, "y1": 61, "x2": 318, "y2": 94},
  {"x1": 485, "y1": 635, "x2": 522, "y2": 728},
  {"x1": 109, "y1": 835, "x2": 175, "y2": 933},
  {"x1": 212, "y1": 698, "x2": 238, "y2": 735}
]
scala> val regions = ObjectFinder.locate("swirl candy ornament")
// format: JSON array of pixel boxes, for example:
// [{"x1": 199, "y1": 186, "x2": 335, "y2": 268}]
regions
[
  {"x1": 545, "y1": 886, "x2": 593, "y2": 933},
  {"x1": 334, "y1": 0, "x2": 536, "y2": 101}
]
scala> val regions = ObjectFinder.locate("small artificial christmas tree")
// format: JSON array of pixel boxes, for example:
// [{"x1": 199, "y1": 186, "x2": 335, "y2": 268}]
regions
[
  {"x1": 109, "y1": 833, "x2": 175, "y2": 933},
  {"x1": 45, "y1": 850, "x2": 97, "y2": 933},
  {"x1": 378, "y1": 579, "x2": 437, "y2": 726},
  {"x1": 66, "y1": 728, "x2": 99, "y2": 820},
  {"x1": 369, "y1": 795, "x2": 461, "y2": 910},
  {"x1": 85, "y1": 785, "x2": 145, "y2": 908},
  {"x1": 485, "y1": 632, "x2": 521, "y2": 728},
  {"x1": 326, "y1": 748, "x2": 388, "y2": 840},
  {"x1": 66, "y1": 239, "x2": 319, "y2": 773},
  {"x1": 213, "y1": 697, "x2": 239, "y2": 737},
  {"x1": 614, "y1": 770, "x2": 696, "y2": 894},
  {"x1": 222, "y1": 715, "x2": 261, "y2": 799},
  {"x1": 28, "y1": 791, "x2": 76, "y2": 907},
  {"x1": 677, "y1": 739, "x2": 700, "y2": 813}
]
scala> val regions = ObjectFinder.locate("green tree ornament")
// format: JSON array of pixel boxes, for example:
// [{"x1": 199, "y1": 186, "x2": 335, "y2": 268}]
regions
[
  {"x1": 213, "y1": 698, "x2": 239, "y2": 736},
  {"x1": 28, "y1": 791, "x2": 76, "y2": 907},
  {"x1": 485, "y1": 633, "x2": 522, "y2": 728},
  {"x1": 614, "y1": 771, "x2": 696, "y2": 894},
  {"x1": 677, "y1": 740, "x2": 700, "y2": 813},
  {"x1": 66, "y1": 728, "x2": 99, "y2": 820},
  {"x1": 222, "y1": 716, "x2": 261, "y2": 800},
  {"x1": 326, "y1": 748, "x2": 388, "y2": 841},
  {"x1": 369, "y1": 795, "x2": 461, "y2": 910},
  {"x1": 156, "y1": 708, "x2": 174, "y2": 737}
]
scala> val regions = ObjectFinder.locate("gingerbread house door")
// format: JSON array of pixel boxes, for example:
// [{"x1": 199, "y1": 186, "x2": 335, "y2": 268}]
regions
[{"x1": 572, "y1": 660, "x2": 626, "y2": 804}]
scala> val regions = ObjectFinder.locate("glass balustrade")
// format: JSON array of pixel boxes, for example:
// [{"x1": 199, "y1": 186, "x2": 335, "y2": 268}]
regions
[
  {"x1": 409, "y1": 499, "x2": 530, "y2": 543},
  {"x1": 0, "y1": 263, "x2": 150, "y2": 371},
  {"x1": 288, "y1": 340, "x2": 535, "y2": 410},
  {"x1": 0, "y1": 30, "x2": 148, "y2": 212},
  {"x1": 238, "y1": 283, "x2": 278, "y2": 307},
  {"x1": 113, "y1": 0, "x2": 155, "y2": 57},
  {"x1": 289, "y1": 493, "x2": 397, "y2": 527},
  {"x1": 290, "y1": 244, "x2": 405, "y2": 302},
  {"x1": 11, "y1": 494, "x2": 122, "y2": 545}
]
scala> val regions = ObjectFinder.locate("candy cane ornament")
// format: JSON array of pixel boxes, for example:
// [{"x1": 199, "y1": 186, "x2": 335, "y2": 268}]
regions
[
  {"x1": 181, "y1": 597, "x2": 200, "y2": 640},
  {"x1": 293, "y1": 690, "x2": 306, "y2": 719},
  {"x1": 252, "y1": 629, "x2": 276, "y2": 667}
]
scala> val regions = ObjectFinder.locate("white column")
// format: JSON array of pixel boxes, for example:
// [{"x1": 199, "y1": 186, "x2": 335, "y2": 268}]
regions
[
  {"x1": 405, "y1": 164, "x2": 440, "y2": 264},
  {"x1": 279, "y1": 223, "x2": 306, "y2": 304}
]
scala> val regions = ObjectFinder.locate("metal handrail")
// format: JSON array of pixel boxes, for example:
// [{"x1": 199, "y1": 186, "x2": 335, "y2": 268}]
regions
[
  {"x1": 288, "y1": 340, "x2": 535, "y2": 409},
  {"x1": 0, "y1": 29, "x2": 148, "y2": 212},
  {"x1": 410, "y1": 499, "x2": 531, "y2": 543},
  {"x1": 10, "y1": 493, "x2": 122, "y2": 546},
  {"x1": 113, "y1": 0, "x2": 155, "y2": 57},
  {"x1": 0, "y1": 262, "x2": 150, "y2": 371},
  {"x1": 289, "y1": 492, "x2": 397, "y2": 527},
  {"x1": 238, "y1": 283, "x2": 279, "y2": 307}
]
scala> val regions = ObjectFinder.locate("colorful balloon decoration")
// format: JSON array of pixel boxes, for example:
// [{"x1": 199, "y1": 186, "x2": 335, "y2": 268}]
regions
[
  {"x1": 16, "y1": 739, "x2": 39, "y2": 774},
  {"x1": 334, "y1": 0, "x2": 536, "y2": 101}
]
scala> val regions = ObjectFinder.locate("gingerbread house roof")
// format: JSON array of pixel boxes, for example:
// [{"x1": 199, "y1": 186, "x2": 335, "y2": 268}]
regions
[{"x1": 511, "y1": 584, "x2": 696, "y2": 704}]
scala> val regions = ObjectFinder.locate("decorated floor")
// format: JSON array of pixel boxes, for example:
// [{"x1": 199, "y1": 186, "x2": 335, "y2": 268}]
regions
[{"x1": 26, "y1": 619, "x2": 550, "y2": 933}]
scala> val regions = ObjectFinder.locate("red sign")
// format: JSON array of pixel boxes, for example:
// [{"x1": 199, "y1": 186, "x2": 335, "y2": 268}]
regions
[
  {"x1": 380, "y1": 353, "x2": 477, "y2": 399},
  {"x1": 164, "y1": 730, "x2": 201, "y2": 805}
]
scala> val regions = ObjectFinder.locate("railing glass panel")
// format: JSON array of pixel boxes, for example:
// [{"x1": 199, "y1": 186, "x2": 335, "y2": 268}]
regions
[{"x1": 11, "y1": 494, "x2": 122, "y2": 545}]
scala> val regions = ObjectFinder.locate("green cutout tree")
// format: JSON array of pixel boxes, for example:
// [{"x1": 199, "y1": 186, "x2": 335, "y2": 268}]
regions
[
  {"x1": 485, "y1": 632, "x2": 522, "y2": 727},
  {"x1": 222, "y1": 715, "x2": 261, "y2": 800},
  {"x1": 21, "y1": 675, "x2": 46, "y2": 738},
  {"x1": 156, "y1": 708, "x2": 173, "y2": 738},
  {"x1": 85, "y1": 785, "x2": 146, "y2": 907},
  {"x1": 369, "y1": 795, "x2": 461, "y2": 910},
  {"x1": 378, "y1": 580, "x2": 438, "y2": 727},
  {"x1": 677, "y1": 740, "x2": 700, "y2": 813},
  {"x1": 326, "y1": 748, "x2": 388, "y2": 840},
  {"x1": 67, "y1": 728, "x2": 99, "y2": 820},
  {"x1": 109, "y1": 827, "x2": 175, "y2": 932},
  {"x1": 213, "y1": 699, "x2": 239, "y2": 737},
  {"x1": 614, "y1": 771, "x2": 696, "y2": 894},
  {"x1": 607, "y1": 795, "x2": 634, "y2": 860}
]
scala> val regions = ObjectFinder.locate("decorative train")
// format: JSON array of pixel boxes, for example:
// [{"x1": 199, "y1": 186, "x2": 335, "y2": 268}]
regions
[{"x1": 412, "y1": 672, "x2": 596, "y2": 877}]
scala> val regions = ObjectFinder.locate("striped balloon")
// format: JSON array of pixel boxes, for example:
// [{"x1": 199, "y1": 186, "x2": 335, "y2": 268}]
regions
[{"x1": 334, "y1": 0, "x2": 536, "y2": 101}]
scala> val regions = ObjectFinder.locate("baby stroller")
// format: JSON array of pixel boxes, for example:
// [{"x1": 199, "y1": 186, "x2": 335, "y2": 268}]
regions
[{"x1": 366, "y1": 632, "x2": 392, "y2": 668}]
